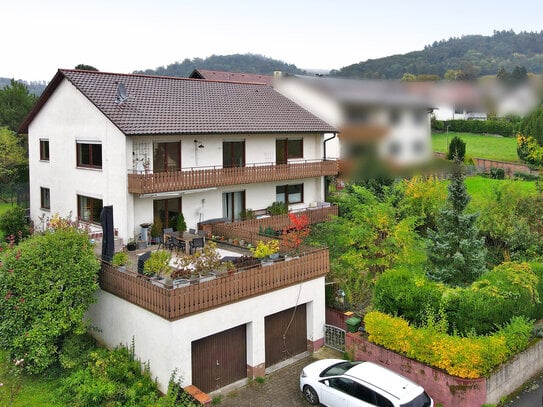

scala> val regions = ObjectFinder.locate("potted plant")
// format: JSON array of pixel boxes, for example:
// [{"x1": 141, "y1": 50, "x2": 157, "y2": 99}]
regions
[
  {"x1": 150, "y1": 217, "x2": 163, "y2": 244},
  {"x1": 126, "y1": 238, "x2": 137, "y2": 251},
  {"x1": 251, "y1": 240, "x2": 280, "y2": 260},
  {"x1": 143, "y1": 250, "x2": 172, "y2": 283},
  {"x1": 241, "y1": 208, "x2": 256, "y2": 220},
  {"x1": 176, "y1": 212, "x2": 187, "y2": 233},
  {"x1": 267, "y1": 201, "x2": 288, "y2": 216},
  {"x1": 112, "y1": 251, "x2": 129, "y2": 269}
]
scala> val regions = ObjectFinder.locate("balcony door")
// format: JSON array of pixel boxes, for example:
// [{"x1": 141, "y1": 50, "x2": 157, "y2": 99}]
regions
[
  {"x1": 223, "y1": 141, "x2": 245, "y2": 168},
  {"x1": 276, "y1": 138, "x2": 303, "y2": 165},
  {"x1": 153, "y1": 142, "x2": 181, "y2": 173},
  {"x1": 222, "y1": 191, "x2": 245, "y2": 222},
  {"x1": 153, "y1": 198, "x2": 182, "y2": 230}
]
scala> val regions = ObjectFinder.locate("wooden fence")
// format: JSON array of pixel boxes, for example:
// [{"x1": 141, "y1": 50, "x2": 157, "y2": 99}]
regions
[
  {"x1": 128, "y1": 160, "x2": 338, "y2": 194},
  {"x1": 99, "y1": 247, "x2": 329, "y2": 321}
]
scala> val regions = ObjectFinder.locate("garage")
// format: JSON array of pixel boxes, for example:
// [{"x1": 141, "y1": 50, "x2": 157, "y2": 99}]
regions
[
  {"x1": 265, "y1": 304, "x2": 307, "y2": 367},
  {"x1": 191, "y1": 324, "x2": 247, "y2": 393}
]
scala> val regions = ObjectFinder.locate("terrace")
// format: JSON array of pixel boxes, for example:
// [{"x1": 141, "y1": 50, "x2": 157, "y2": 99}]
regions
[
  {"x1": 98, "y1": 205, "x2": 336, "y2": 321},
  {"x1": 127, "y1": 159, "x2": 338, "y2": 194}
]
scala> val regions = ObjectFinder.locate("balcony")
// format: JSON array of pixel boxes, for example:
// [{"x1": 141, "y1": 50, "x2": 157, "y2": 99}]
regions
[
  {"x1": 127, "y1": 159, "x2": 338, "y2": 194},
  {"x1": 98, "y1": 247, "x2": 329, "y2": 321}
]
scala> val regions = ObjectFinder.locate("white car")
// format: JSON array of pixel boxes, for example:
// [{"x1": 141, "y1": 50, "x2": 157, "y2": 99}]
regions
[{"x1": 300, "y1": 359, "x2": 434, "y2": 407}]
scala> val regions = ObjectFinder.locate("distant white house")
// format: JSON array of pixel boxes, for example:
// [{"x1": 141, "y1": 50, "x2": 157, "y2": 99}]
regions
[
  {"x1": 274, "y1": 74, "x2": 434, "y2": 167},
  {"x1": 19, "y1": 69, "x2": 336, "y2": 394}
]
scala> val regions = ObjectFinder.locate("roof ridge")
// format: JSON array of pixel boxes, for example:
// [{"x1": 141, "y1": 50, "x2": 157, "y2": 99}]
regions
[{"x1": 59, "y1": 68, "x2": 269, "y2": 87}]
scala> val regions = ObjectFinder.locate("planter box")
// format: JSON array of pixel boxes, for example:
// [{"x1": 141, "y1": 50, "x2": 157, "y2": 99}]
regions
[{"x1": 346, "y1": 333, "x2": 543, "y2": 407}]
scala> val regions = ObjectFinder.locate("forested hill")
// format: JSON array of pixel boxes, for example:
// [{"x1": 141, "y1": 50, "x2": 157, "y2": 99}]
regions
[
  {"x1": 0, "y1": 78, "x2": 47, "y2": 96},
  {"x1": 332, "y1": 30, "x2": 543, "y2": 79},
  {"x1": 135, "y1": 53, "x2": 306, "y2": 77}
]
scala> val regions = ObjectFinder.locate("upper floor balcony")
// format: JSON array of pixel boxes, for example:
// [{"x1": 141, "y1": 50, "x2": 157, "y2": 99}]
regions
[{"x1": 127, "y1": 159, "x2": 338, "y2": 194}]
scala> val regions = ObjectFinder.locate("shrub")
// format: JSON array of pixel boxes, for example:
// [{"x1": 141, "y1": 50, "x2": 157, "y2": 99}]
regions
[
  {"x1": 0, "y1": 227, "x2": 99, "y2": 373},
  {"x1": 447, "y1": 136, "x2": 466, "y2": 161},
  {"x1": 444, "y1": 119, "x2": 515, "y2": 137},
  {"x1": 0, "y1": 206, "x2": 30, "y2": 243},
  {"x1": 373, "y1": 267, "x2": 443, "y2": 325},
  {"x1": 489, "y1": 168, "x2": 505, "y2": 179},
  {"x1": 240, "y1": 208, "x2": 256, "y2": 220},
  {"x1": 267, "y1": 201, "x2": 288, "y2": 215},
  {"x1": 143, "y1": 250, "x2": 172, "y2": 277},
  {"x1": 112, "y1": 251, "x2": 128, "y2": 266},
  {"x1": 431, "y1": 118, "x2": 445, "y2": 131},
  {"x1": 364, "y1": 311, "x2": 531, "y2": 378},
  {"x1": 150, "y1": 217, "x2": 163, "y2": 238},
  {"x1": 175, "y1": 212, "x2": 186, "y2": 233}
]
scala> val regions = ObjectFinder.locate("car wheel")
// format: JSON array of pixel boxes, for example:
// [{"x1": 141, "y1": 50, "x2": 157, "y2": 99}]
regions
[{"x1": 303, "y1": 385, "x2": 319, "y2": 405}]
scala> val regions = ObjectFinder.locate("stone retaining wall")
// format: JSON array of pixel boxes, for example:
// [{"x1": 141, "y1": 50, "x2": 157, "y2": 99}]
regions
[{"x1": 346, "y1": 333, "x2": 543, "y2": 407}]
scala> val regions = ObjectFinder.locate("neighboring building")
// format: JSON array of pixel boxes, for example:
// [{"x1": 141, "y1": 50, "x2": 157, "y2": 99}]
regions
[
  {"x1": 189, "y1": 68, "x2": 274, "y2": 85},
  {"x1": 274, "y1": 74, "x2": 434, "y2": 167},
  {"x1": 20, "y1": 69, "x2": 336, "y2": 243},
  {"x1": 20, "y1": 69, "x2": 336, "y2": 393}
]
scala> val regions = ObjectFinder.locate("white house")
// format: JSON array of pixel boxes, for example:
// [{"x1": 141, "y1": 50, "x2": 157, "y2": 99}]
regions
[
  {"x1": 274, "y1": 74, "x2": 434, "y2": 168},
  {"x1": 20, "y1": 69, "x2": 337, "y2": 243},
  {"x1": 19, "y1": 69, "x2": 337, "y2": 394}
]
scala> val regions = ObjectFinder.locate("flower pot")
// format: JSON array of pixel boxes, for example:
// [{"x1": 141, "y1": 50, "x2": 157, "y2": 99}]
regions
[{"x1": 127, "y1": 242, "x2": 137, "y2": 251}]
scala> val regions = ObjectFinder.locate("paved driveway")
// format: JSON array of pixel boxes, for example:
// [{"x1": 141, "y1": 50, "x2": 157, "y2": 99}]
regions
[{"x1": 217, "y1": 348, "x2": 341, "y2": 407}]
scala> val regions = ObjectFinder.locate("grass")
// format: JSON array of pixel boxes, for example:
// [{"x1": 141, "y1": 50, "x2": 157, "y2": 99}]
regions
[
  {"x1": 432, "y1": 132, "x2": 519, "y2": 162},
  {"x1": 0, "y1": 350, "x2": 66, "y2": 406},
  {"x1": 465, "y1": 176, "x2": 537, "y2": 200},
  {"x1": 0, "y1": 201, "x2": 16, "y2": 216}
]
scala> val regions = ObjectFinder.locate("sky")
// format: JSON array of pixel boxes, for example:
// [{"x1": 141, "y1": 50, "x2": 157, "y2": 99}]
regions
[{"x1": 4, "y1": 0, "x2": 543, "y2": 82}]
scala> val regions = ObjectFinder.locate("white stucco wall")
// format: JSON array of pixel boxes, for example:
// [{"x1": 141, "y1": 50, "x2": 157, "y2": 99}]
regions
[
  {"x1": 28, "y1": 78, "x2": 131, "y2": 238},
  {"x1": 86, "y1": 276, "x2": 326, "y2": 393}
]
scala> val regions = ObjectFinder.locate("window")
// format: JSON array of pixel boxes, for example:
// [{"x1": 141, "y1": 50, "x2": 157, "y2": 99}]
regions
[
  {"x1": 328, "y1": 377, "x2": 354, "y2": 395},
  {"x1": 40, "y1": 139, "x2": 50, "y2": 161},
  {"x1": 223, "y1": 191, "x2": 245, "y2": 221},
  {"x1": 276, "y1": 184, "x2": 303, "y2": 205},
  {"x1": 40, "y1": 187, "x2": 50, "y2": 210},
  {"x1": 77, "y1": 195, "x2": 103, "y2": 223},
  {"x1": 320, "y1": 361, "x2": 361, "y2": 377},
  {"x1": 77, "y1": 142, "x2": 102, "y2": 169},
  {"x1": 276, "y1": 138, "x2": 303, "y2": 164}
]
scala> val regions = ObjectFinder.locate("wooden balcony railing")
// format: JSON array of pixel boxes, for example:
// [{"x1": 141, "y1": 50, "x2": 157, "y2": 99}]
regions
[
  {"x1": 127, "y1": 159, "x2": 339, "y2": 194},
  {"x1": 98, "y1": 247, "x2": 329, "y2": 321}
]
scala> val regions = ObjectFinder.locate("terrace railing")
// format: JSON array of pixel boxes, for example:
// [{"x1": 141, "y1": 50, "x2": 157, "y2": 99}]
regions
[
  {"x1": 127, "y1": 159, "x2": 338, "y2": 194},
  {"x1": 99, "y1": 247, "x2": 329, "y2": 321}
]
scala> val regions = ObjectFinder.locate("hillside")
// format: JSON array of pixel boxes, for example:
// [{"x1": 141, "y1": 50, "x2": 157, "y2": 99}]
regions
[
  {"x1": 332, "y1": 30, "x2": 543, "y2": 79},
  {"x1": 135, "y1": 53, "x2": 305, "y2": 77},
  {"x1": 0, "y1": 78, "x2": 47, "y2": 96}
]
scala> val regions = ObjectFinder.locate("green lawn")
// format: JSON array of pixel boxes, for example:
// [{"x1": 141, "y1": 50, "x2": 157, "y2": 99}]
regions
[
  {"x1": 0, "y1": 351, "x2": 66, "y2": 406},
  {"x1": 0, "y1": 202, "x2": 16, "y2": 215},
  {"x1": 432, "y1": 132, "x2": 519, "y2": 162}
]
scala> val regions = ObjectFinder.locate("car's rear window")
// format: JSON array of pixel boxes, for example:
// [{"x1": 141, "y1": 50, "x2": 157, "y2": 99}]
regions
[
  {"x1": 319, "y1": 361, "x2": 361, "y2": 377},
  {"x1": 400, "y1": 391, "x2": 432, "y2": 407}
]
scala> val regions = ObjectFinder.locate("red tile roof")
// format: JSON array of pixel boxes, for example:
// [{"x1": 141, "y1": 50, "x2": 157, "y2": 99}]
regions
[
  {"x1": 20, "y1": 69, "x2": 335, "y2": 135},
  {"x1": 190, "y1": 69, "x2": 274, "y2": 85}
]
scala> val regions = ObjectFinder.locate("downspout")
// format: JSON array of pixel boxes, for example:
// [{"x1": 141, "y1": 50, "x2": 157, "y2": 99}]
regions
[{"x1": 323, "y1": 132, "x2": 337, "y2": 161}]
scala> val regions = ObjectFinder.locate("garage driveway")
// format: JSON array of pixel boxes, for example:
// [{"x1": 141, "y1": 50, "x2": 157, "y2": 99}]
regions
[{"x1": 217, "y1": 347, "x2": 341, "y2": 407}]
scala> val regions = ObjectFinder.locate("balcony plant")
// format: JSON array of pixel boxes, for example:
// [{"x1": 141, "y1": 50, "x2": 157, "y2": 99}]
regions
[
  {"x1": 150, "y1": 217, "x2": 163, "y2": 244},
  {"x1": 175, "y1": 241, "x2": 222, "y2": 277},
  {"x1": 240, "y1": 208, "x2": 256, "y2": 220},
  {"x1": 176, "y1": 213, "x2": 187, "y2": 233},
  {"x1": 143, "y1": 250, "x2": 172, "y2": 279},
  {"x1": 282, "y1": 213, "x2": 310, "y2": 256},
  {"x1": 267, "y1": 201, "x2": 288, "y2": 216},
  {"x1": 251, "y1": 240, "x2": 280, "y2": 260},
  {"x1": 112, "y1": 251, "x2": 129, "y2": 268}
]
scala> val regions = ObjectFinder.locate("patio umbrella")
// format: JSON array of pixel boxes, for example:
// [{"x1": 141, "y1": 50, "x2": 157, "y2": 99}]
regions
[{"x1": 100, "y1": 205, "x2": 114, "y2": 262}]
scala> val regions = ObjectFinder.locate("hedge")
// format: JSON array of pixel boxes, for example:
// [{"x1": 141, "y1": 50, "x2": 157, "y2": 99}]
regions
[
  {"x1": 432, "y1": 119, "x2": 517, "y2": 137},
  {"x1": 364, "y1": 311, "x2": 532, "y2": 378}
]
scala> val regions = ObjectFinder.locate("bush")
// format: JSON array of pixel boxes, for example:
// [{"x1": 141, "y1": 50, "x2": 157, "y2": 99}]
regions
[
  {"x1": 444, "y1": 119, "x2": 516, "y2": 137},
  {"x1": 175, "y1": 212, "x2": 187, "y2": 233},
  {"x1": 112, "y1": 251, "x2": 128, "y2": 266},
  {"x1": 444, "y1": 262, "x2": 539, "y2": 335},
  {"x1": 447, "y1": 136, "x2": 466, "y2": 161},
  {"x1": 150, "y1": 217, "x2": 163, "y2": 238},
  {"x1": 432, "y1": 118, "x2": 445, "y2": 131},
  {"x1": 0, "y1": 206, "x2": 30, "y2": 243},
  {"x1": 267, "y1": 201, "x2": 288, "y2": 215},
  {"x1": 0, "y1": 227, "x2": 99, "y2": 373},
  {"x1": 490, "y1": 168, "x2": 505, "y2": 179},
  {"x1": 364, "y1": 311, "x2": 531, "y2": 378},
  {"x1": 373, "y1": 267, "x2": 443, "y2": 325}
]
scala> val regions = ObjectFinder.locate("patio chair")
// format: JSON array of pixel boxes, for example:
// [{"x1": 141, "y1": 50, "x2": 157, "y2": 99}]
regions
[
  {"x1": 163, "y1": 228, "x2": 175, "y2": 251},
  {"x1": 190, "y1": 237, "x2": 205, "y2": 254},
  {"x1": 175, "y1": 239, "x2": 187, "y2": 254},
  {"x1": 189, "y1": 228, "x2": 196, "y2": 235}
]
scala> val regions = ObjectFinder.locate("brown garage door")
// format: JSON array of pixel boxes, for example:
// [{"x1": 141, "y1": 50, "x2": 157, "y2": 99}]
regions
[
  {"x1": 191, "y1": 324, "x2": 247, "y2": 393},
  {"x1": 265, "y1": 304, "x2": 307, "y2": 367}
]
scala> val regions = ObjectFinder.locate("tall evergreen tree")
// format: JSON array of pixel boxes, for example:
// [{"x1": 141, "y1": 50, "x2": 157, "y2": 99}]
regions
[{"x1": 426, "y1": 159, "x2": 486, "y2": 286}]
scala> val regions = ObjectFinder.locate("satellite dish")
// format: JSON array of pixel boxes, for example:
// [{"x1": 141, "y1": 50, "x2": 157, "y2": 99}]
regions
[{"x1": 115, "y1": 82, "x2": 128, "y2": 104}]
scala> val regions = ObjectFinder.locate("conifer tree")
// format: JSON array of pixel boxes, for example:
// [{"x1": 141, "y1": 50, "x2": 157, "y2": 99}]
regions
[{"x1": 426, "y1": 158, "x2": 486, "y2": 285}]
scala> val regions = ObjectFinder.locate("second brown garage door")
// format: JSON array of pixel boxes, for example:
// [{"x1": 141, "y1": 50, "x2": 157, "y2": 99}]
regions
[
  {"x1": 265, "y1": 304, "x2": 307, "y2": 367},
  {"x1": 191, "y1": 324, "x2": 247, "y2": 393}
]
